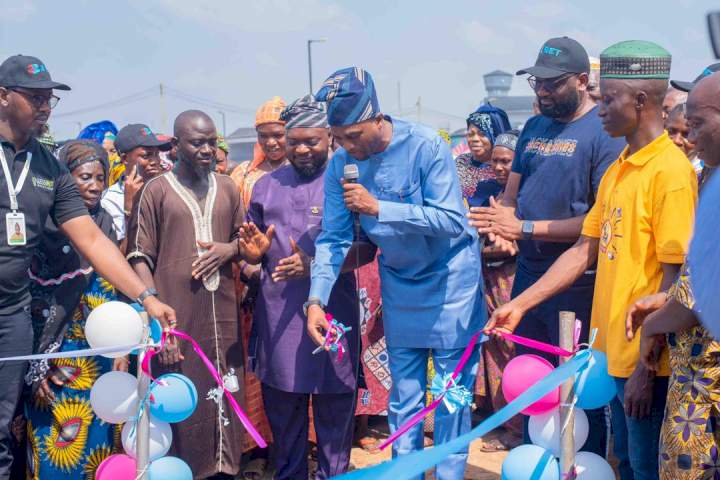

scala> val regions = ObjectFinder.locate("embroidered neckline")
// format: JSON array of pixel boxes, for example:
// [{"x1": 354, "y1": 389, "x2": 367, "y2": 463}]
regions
[{"x1": 165, "y1": 171, "x2": 220, "y2": 291}]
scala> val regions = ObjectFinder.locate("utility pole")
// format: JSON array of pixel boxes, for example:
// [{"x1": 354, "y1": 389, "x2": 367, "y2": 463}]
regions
[
  {"x1": 397, "y1": 81, "x2": 402, "y2": 113},
  {"x1": 76, "y1": 122, "x2": 83, "y2": 135},
  {"x1": 416, "y1": 96, "x2": 422, "y2": 123},
  {"x1": 159, "y1": 83, "x2": 167, "y2": 133},
  {"x1": 307, "y1": 38, "x2": 327, "y2": 95},
  {"x1": 218, "y1": 111, "x2": 227, "y2": 137}
]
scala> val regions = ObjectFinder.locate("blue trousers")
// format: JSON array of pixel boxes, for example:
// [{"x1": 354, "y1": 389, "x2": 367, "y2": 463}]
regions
[
  {"x1": 611, "y1": 376, "x2": 669, "y2": 480},
  {"x1": 387, "y1": 346, "x2": 480, "y2": 480}
]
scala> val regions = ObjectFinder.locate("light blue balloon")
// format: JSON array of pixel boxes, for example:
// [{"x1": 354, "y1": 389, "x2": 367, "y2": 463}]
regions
[
  {"x1": 129, "y1": 303, "x2": 162, "y2": 356},
  {"x1": 149, "y1": 456, "x2": 192, "y2": 480},
  {"x1": 502, "y1": 444, "x2": 559, "y2": 480},
  {"x1": 149, "y1": 373, "x2": 198, "y2": 423},
  {"x1": 574, "y1": 349, "x2": 616, "y2": 409}
]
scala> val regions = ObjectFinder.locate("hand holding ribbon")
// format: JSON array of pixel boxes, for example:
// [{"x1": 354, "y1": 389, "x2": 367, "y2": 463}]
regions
[{"x1": 312, "y1": 314, "x2": 352, "y2": 362}]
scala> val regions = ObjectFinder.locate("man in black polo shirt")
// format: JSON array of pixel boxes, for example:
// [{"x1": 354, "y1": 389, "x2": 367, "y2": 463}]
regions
[{"x1": 0, "y1": 54, "x2": 177, "y2": 478}]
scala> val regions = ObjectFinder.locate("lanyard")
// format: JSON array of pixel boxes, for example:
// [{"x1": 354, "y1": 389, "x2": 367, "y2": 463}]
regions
[{"x1": 0, "y1": 145, "x2": 32, "y2": 212}]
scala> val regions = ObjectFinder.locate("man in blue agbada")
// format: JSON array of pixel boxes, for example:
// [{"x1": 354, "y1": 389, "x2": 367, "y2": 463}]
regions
[{"x1": 306, "y1": 67, "x2": 486, "y2": 479}]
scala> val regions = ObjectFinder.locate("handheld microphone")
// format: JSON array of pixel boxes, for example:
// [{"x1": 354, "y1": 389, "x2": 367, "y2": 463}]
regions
[{"x1": 343, "y1": 164, "x2": 361, "y2": 236}]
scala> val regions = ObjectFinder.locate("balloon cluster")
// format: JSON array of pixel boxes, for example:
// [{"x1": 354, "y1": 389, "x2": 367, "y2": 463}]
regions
[
  {"x1": 500, "y1": 350, "x2": 617, "y2": 480},
  {"x1": 84, "y1": 301, "x2": 198, "y2": 479}
]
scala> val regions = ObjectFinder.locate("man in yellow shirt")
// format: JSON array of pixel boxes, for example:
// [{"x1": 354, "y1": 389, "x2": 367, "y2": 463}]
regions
[{"x1": 485, "y1": 40, "x2": 697, "y2": 480}]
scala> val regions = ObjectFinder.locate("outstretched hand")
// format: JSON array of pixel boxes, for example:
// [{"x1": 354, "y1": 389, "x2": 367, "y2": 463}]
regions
[
  {"x1": 626, "y1": 292, "x2": 668, "y2": 340},
  {"x1": 272, "y1": 237, "x2": 311, "y2": 282},
  {"x1": 238, "y1": 222, "x2": 275, "y2": 264},
  {"x1": 483, "y1": 300, "x2": 526, "y2": 336}
]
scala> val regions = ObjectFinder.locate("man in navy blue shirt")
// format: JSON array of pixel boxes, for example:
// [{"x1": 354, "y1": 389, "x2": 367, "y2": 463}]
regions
[{"x1": 469, "y1": 37, "x2": 626, "y2": 464}]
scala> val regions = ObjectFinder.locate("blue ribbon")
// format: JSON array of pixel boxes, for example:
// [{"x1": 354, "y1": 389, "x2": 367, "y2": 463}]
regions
[
  {"x1": 334, "y1": 350, "x2": 591, "y2": 479},
  {"x1": 430, "y1": 373, "x2": 472, "y2": 414}
]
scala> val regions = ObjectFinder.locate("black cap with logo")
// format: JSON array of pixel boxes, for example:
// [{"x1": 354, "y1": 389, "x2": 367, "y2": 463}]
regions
[
  {"x1": 670, "y1": 63, "x2": 720, "y2": 92},
  {"x1": 0, "y1": 55, "x2": 70, "y2": 90},
  {"x1": 115, "y1": 124, "x2": 171, "y2": 154},
  {"x1": 517, "y1": 37, "x2": 590, "y2": 79}
]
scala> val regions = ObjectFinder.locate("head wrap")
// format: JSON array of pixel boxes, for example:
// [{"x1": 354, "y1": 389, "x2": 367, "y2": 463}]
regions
[
  {"x1": 216, "y1": 134, "x2": 229, "y2": 153},
  {"x1": 281, "y1": 94, "x2": 328, "y2": 129},
  {"x1": 466, "y1": 104, "x2": 511, "y2": 146},
  {"x1": 255, "y1": 96, "x2": 287, "y2": 127},
  {"x1": 77, "y1": 120, "x2": 118, "y2": 144},
  {"x1": 58, "y1": 139, "x2": 110, "y2": 176},
  {"x1": 315, "y1": 67, "x2": 380, "y2": 127},
  {"x1": 600, "y1": 40, "x2": 671, "y2": 79},
  {"x1": 494, "y1": 130, "x2": 519, "y2": 152}
]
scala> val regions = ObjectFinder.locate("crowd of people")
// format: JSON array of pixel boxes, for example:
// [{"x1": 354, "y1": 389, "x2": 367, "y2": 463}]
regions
[{"x1": 0, "y1": 31, "x2": 718, "y2": 480}]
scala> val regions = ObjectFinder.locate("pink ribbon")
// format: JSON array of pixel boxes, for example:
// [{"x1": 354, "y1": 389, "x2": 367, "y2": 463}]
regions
[
  {"x1": 378, "y1": 331, "x2": 481, "y2": 451},
  {"x1": 28, "y1": 266, "x2": 93, "y2": 286},
  {"x1": 140, "y1": 328, "x2": 267, "y2": 448},
  {"x1": 494, "y1": 331, "x2": 574, "y2": 357}
]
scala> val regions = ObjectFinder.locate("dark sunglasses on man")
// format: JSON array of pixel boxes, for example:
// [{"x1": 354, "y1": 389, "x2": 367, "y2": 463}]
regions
[{"x1": 527, "y1": 73, "x2": 576, "y2": 92}]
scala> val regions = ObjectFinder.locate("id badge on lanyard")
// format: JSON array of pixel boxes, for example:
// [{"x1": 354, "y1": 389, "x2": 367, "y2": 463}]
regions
[{"x1": 0, "y1": 147, "x2": 32, "y2": 247}]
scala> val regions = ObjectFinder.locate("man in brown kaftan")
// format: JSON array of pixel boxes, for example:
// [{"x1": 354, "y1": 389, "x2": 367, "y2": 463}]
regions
[{"x1": 127, "y1": 110, "x2": 247, "y2": 479}]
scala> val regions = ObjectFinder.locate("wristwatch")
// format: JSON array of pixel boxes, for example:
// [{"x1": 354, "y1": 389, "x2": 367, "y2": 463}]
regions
[
  {"x1": 135, "y1": 287, "x2": 158, "y2": 305},
  {"x1": 303, "y1": 298, "x2": 325, "y2": 316},
  {"x1": 521, "y1": 220, "x2": 535, "y2": 240}
]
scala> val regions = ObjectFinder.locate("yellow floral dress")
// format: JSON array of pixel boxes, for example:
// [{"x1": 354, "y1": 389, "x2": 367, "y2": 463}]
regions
[{"x1": 660, "y1": 265, "x2": 720, "y2": 479}]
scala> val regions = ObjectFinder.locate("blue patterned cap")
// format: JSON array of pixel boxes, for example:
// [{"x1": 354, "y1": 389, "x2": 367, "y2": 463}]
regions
[
  {"x1": 466, "y1": 104, "x2": 511, "y2": 145},
  {"x1": 281, "y1": 94, "x2": 328, "y2": 129},
  {"x1": 315, "y1": 67, "x2": 380, "y2": 127}
]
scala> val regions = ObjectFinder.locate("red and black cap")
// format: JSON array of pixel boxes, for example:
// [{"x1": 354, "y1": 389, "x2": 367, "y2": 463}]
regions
[
  {"x1": 115, "y1": 124, "x2": 171, "y2": 154},
  {"x1": 517, "y1": 37, "x2": 590, "y2": 79},
  {"x1": 0, "y1": 55, "x2": 70, "y2": 90},
  {"x1": 670, "y1": 63, "x2": 720, "y2": 92}
]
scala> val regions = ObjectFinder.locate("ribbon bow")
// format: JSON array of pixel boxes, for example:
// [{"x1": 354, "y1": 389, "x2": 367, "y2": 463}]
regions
[
  {"x1": 312, "y1": 314, "x2": 352, "y2": 362},
  {"x1": 430, "y1": 373, "x2": 472, "y2": 414}
]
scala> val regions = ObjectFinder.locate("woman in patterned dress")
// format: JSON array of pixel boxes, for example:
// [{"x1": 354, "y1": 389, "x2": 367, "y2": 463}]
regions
[
  {"x1": 25, "y1": 140, "x2": 122, "y2": 479},
  {"x1": 627, "y1": 171, "x2": 720, "y2": 479}
]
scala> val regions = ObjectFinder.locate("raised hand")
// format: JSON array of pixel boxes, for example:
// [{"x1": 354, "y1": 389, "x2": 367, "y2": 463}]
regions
[{"x1": 238, "y1": 222, "x2": 275, "y2": 264}]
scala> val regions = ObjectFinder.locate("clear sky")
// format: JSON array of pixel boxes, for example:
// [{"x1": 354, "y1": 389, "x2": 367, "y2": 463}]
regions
[{"x1": 1, "y1": 0, "x2": 716, "y2": 139}]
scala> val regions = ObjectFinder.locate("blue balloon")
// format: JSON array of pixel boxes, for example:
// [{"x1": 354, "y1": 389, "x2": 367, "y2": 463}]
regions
[
  {"x1": 502, "y1": 444, "x2": 559, "y2": 480},
  {"x1": 149, "y1": 456, "x2": 192, "y2": 480},
  {"x1": 150, "y1": 373, "x2": 198, "y2": 423},
  {"x1": 574, "y1": 349, "x2": 616, "y2": 409}
]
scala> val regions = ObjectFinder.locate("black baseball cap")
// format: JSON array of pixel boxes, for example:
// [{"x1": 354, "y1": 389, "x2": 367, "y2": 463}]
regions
[
  {"x1": 115, "y1": 124, "x2": 171, "y2": 154},
  {"x1": 0, "y1": 55, "x2": 70, "y2": 90},
  {"x1": 670, "y1": 63, "x2": 720, "y2": 92},
  {"x1": 517, "y1": 37, "x2": 590, "y2": 79}
]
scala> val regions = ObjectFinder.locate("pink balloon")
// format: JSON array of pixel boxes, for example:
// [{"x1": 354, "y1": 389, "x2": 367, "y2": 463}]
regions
[
  {"x1": 96, "y1": 453, "x2": 137, "y2": 480},
  {"x1": 502, "y1": 354, "x2": 560, "y2": 415}
]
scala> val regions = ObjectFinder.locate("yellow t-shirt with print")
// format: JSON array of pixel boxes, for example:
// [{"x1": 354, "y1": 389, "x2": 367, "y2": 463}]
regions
[{"x1": 581, "y1": 133, "x2": 697, "y2": 378}]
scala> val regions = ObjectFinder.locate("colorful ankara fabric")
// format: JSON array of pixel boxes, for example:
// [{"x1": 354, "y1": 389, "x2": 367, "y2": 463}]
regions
[
  {"x1": 315, "y1": 67, "x2": 380, "y2": 127},
  {"x1": 25, "y1": 274, "x2": 120, "y2": 480},
  {"x1": 659, "y1": 265, "x2": 720, "y2": 480},
  {"x1": 454, "y1": 153, "x2": 502, "y2": 208},
  {"x1": 466, "y1": 104, "x2": 511, "y2": 146},
  {"x1": 281, "y1": 94, "x2": 328, "y2": 129},
  {"x1": 600, "y1": 40, "x2": 672, "y2": 79}
]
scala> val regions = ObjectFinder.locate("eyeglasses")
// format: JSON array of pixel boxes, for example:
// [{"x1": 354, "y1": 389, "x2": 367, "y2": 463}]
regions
[
  {"x1": 8, "y1": 88, "x2": 60, "y2": 109},
  {"x1": 527, "y1": 73, "x2": 575, "y2": 93}
]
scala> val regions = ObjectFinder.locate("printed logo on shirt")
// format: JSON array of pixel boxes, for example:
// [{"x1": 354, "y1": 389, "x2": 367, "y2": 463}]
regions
[
  {"x1": 599, "y1": 207, "x2": 622, "y2": 261},
  {"x1": 524, "y1": 137, "x2": 578, "y2": 157},
  {"x1": 26, "y1": 63, "x2": 48, "y2": 76},
  {"x1": 31, "y1": 176, "x2": 54, "y2": 191}
]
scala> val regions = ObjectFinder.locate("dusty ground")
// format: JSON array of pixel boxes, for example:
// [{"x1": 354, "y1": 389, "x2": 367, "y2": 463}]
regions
[{"x1": 349, "y1": 417, "x2": 508, "y2": 479}]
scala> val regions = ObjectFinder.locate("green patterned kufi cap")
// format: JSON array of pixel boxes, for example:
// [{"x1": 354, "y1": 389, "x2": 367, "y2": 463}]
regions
[{"x1": 600, "y1": 40, "x2": 671, "y2": 79}]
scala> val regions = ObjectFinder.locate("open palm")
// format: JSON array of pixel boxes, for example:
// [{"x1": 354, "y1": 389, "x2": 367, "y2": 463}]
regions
[{"x1": 239, "y1": 222, "x2": 275, "y2": 263}]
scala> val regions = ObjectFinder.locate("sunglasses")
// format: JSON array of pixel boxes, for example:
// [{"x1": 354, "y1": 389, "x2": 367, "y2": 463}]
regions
[
  {"x1": 8, "y1": 88, "x2": 60, "y2": 109},
  {"x1": 527, "y1": 73, "x2": 576, "y2": 93}
]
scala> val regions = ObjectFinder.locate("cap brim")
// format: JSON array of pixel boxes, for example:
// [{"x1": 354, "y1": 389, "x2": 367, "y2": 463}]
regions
[
  {"x1": 136, "y1": 137, "x2": 172, "y2": 151},
  {"x1": 670, "y1": 80, "x2": 695, "y2": 92},
  {"x1": 516, "y1": 65, "x2": 568, "y2": 78},
  {"x1": 25, "y1": 80, "x2": 71, "y2": 91}
]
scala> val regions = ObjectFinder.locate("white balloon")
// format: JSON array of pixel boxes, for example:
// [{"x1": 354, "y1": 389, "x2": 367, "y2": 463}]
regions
[
  {"x1": 84, "y1": 301, "x2": 144, "y2": 358},
  {"x1": 528, "y1": 406, "x2": 589, "y2": 457},
  {"x1": 575, "y1": 451, "x2": 615, "y2": 479},
  {"x1": 90, "y1": 371, "x2": 139, "y2": 424},
  {"x1": 122, "y1": 416, "x2": 173, "y2": 461}
]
